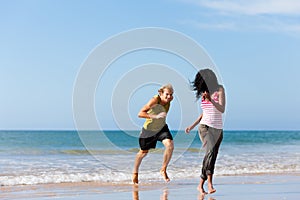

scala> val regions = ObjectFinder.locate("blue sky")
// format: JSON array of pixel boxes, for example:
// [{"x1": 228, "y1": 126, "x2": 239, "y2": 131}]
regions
[{"x1": 1, "y1": 0, "x2": 300, "y2": 130}]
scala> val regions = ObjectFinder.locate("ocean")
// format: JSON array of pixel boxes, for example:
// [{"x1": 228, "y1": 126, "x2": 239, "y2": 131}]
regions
[{"x1": 0, "y1": 130, "x2": 299, "y2": 186}]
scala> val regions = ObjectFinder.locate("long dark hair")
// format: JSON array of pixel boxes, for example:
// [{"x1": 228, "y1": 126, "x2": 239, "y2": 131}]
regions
[{"x1": 191, "y1": 69, "x2": 220, "y2": 100}]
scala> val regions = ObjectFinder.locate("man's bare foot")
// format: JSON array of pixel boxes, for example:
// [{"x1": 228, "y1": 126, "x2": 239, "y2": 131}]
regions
[
  {"x1": 160, "y1": 170, "x2": 170, "y2": 182},
  {"x1": 132, "y1": 173, "x2": 138, "y2": 184}
]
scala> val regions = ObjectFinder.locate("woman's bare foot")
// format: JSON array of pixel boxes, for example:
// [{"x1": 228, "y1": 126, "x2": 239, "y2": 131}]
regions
[
  {"x1": 132, "y1": 173, "x2": 138, "y2": 184},
  {"x1": 207, "y1": 175, "x2": 216, "y2": 194},
  {"x1": 160, "y1": 170, "x2": 170, "y2": 182},
  {"x1": 197, "y1": 185, "x2": 208, "y2": 195},
  {"x1": 208, "y1": 187, "x2": 216, "y2": 194}
]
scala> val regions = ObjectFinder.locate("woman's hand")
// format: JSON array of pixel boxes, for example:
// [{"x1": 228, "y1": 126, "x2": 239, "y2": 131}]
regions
[
  {"x1": 185, "y1": 114, "x2": 203, "y2": 134},
  {"x1": 202, "y1": 91, "x2": 211, "y2": 101},
  {"x1": 185, "y1": 127, "x2": 192, "y2": 134}
]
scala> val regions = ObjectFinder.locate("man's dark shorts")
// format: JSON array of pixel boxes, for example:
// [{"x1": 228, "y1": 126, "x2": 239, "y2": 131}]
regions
[{"x1": 139, "y1": 124, "x2": 173, "y2": 150}]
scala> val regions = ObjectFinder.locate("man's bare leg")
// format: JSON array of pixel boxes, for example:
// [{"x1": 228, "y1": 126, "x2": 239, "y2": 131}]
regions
[
  {"x1": 160, "y1": 139, "x2": 174, "y2": 182},
  {"x1": 132, "y1": 150, "x2": 148, "y2": 184}
]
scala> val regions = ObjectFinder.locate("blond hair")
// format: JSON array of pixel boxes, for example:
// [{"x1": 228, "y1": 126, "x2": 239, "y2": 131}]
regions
[{"x1": 158, "y1": 84, "x2": 174, "y2": 94}]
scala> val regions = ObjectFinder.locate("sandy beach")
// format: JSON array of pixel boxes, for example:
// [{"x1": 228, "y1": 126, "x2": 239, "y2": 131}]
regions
[
  {"x1": 1, "y1": 174, "x2": 299, "y2": 200},
  {"x1": 1, "y1": 130, "x2": 299, "y2": 199}
]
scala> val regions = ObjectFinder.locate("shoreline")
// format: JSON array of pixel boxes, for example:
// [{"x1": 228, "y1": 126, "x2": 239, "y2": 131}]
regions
[{"x1": 1, "y1": 174, "x2": 299, "y2": 199}]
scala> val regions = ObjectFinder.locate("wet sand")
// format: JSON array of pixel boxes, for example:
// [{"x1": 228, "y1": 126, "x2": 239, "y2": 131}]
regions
[{"x1": 1, "y1": 174, "x2": 299, "y2": 199}]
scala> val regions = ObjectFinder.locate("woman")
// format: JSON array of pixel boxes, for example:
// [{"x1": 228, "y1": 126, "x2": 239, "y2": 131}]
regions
[
  {"x1": 185, "y1": 69, "x2": 226, "y2": 195},
  {"x1": 132, "y1": 84, "x2": 174, "y2": 184}
]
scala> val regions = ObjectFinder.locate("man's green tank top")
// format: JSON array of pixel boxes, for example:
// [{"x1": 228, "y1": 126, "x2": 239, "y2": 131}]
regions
[{"x1": 143, "y1": 95, "x2": 170, "y2": 132}]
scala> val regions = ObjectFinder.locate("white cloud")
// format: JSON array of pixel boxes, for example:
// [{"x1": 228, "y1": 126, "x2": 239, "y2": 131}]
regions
[
  {"x1": 179, "y1": 0, "x2": 300, "y2": 36},
  {"x1": 179, "y1": 20, "x2": 238, "y2": 31},
  {"x1": 190, "y1": 0, "x2": 300, "y2": 16}
]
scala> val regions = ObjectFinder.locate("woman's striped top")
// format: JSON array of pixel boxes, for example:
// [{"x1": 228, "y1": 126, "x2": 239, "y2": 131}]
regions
[{"x1": 200, "y1": 91, "x2": 223, "y2": 129}]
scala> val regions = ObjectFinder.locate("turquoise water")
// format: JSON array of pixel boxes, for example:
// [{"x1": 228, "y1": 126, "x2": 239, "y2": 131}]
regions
[{"x1": 0, "y1": 130, "x2": 299, "y2": 186}]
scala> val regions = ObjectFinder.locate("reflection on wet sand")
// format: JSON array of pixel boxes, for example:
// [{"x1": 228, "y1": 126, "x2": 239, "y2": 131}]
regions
[
  {"x1": 132, "y1": 185, "x2": 169, "y2": 200},
  {"x1": 132, "y1": 185, "x2": 216, "y2": 200},
  {"x1": 198, "y1": 193, "x2": 216, "y2": 200}
]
